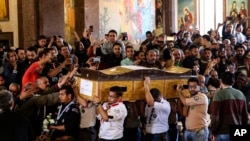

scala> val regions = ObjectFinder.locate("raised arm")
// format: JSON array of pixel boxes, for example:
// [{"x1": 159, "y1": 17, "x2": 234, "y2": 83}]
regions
[
  {"x1": 73, "y1": 31, "x2": 81, "y2": 42},
  {"x1": 144, "y1": 77, "x2": 155, "y2": 106}
]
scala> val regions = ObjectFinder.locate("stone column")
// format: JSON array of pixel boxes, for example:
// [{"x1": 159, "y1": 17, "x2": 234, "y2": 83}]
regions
[{"x1": 164, "y1": 0, "x2": 177, "y2": 34}]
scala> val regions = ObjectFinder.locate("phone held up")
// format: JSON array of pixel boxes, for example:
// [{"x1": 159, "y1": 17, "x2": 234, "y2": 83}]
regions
[
  {"x1": 89, "y1": 25, "x2": 93, "y2": 32},
  {"x1": 121, "y1": 32, "x2": 128, "y2": 41},
  {"x1": 173, "y1": 85, "x2": 189, "y2": 90},
  {"x1": 93, "y1": 57, "x2": 101, "y2": 63}
]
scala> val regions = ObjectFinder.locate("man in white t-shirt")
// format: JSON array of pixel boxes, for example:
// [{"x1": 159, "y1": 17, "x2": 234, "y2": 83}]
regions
[
  {"x1": 94, "y1": 86, "x2": 127, "y2": 141},
  {"x1": 144, "y1": 77, "x2": 171, "y2": 141}
]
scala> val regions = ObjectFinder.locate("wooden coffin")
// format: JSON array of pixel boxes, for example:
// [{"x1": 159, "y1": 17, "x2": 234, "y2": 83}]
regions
[{"x1": 76, "y1": 66, "x2": 193, "y2": 102}]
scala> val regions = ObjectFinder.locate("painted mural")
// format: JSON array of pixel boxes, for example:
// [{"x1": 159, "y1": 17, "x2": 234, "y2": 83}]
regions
[
  {"x1": 99, "y1": 0, "x2": 155, "y2": 43},
  {"x1": 227, "y1": 0, "x2": 247, "y2": 19},
  {"x1": 177, "y1": 0, "x2": 194, "y2": 31}
]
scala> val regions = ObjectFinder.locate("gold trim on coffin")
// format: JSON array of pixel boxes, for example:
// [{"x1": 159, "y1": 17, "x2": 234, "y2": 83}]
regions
[
  {"x1": 164, "y1": 66, "x2": 191, "y2": 74},
  {"x1": 99, "y1": 65, "x2": 191, "y2": 75},
  {"x1": 99, "y1": 66, "x2": 153, "y2": 75}
]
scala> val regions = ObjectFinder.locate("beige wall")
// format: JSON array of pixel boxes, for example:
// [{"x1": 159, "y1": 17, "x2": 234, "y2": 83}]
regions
[{"x1": 0, "y1": 0, "x2": 18, "y2": 47}]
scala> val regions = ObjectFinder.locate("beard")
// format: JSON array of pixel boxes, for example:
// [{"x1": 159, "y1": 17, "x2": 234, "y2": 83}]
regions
[
  {"x1": 236, "y1": 55, "x2": 244, "y2": 60},
  {"x1": 189, "y1": 90, "x2": 198, "y2": 96}
]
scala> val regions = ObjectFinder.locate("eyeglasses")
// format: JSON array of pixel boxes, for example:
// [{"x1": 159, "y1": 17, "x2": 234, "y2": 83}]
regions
[
  {"x1": 108, "y1": 95, "x2": 118, "y2": 99},
  {"x1": 188, "y1": 85, "x2": 198, "y2": 89}
]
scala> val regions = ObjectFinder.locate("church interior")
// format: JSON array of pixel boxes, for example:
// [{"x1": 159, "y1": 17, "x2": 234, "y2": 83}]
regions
[{"x1": 1, "y1": 0, "x2": 249, "y2": 50}]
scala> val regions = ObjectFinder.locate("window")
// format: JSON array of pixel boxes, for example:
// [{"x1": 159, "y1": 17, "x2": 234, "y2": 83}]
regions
[{"x1": 197, "y1": 0, "x2": 223, "y2": 35}]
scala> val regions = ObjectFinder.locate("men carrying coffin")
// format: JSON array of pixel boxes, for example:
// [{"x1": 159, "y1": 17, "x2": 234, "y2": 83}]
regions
[{"x1": 143, "y1": 77, "x2": 171, "y2": 141}]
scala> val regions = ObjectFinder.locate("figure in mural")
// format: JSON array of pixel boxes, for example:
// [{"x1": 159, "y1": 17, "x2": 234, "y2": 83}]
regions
[
  {"x1": 229, "y1": 1, "x2": 238, "y2": 18},
  {"x1": 156, "y1": 0, "x2": 163, "y2": 28},
  {"x1": 0, "y1": 0, "x2": 7, "y2": 20},
  {"x1": 99, "y1": 0, "x2": 155, "y2": 42},
  {"x1": 240, "y1": 1, "x2": 247, "y2": 19},
  {"x1": 183, "y1": 8, "x2": 193, "y2": 32}
]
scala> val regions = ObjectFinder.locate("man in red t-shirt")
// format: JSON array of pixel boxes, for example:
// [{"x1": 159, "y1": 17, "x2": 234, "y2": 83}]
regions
[{"x1": 22, "y1": 49, "x2": 52, "y2": 91}]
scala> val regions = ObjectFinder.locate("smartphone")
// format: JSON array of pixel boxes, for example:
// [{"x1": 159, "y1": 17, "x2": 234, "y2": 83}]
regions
[
  {"x1": 122, "y1": 32, "x2": 128, "y2": 41},
  {"x1": 93, "y1": 57, "x2": 100, "y2": 62},
  {"x1": 89, "y1": 25, "x2": 93, "y2": 32},
  {"x1": 173, "y1": 85, "x2": 189, "y2": 89}
]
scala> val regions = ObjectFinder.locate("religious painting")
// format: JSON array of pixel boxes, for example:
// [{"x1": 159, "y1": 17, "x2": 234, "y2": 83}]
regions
[
  {"x1": 155, "y1": 0, "x2": 163, "y2": 37},
  {"x1": 0, "y1": 0, "x2": 9, "y2": 21},
  {"x1": 99, "y1": 0, "x2": 156, "y2": 44},
  {"x1": 227, "y1": 0, "x2": 247, "y2": 19},
  {"x1": 177, "y1": 0, "x2": 194, "y2": 32}
]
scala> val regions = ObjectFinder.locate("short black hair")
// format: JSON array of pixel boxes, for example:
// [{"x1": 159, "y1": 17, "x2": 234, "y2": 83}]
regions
[
  {"x1": 150, "y1": 88, "x2": 161, "y2": 101},
  {"x1": 169, "y1": 32, "x2": 177, "y2": 36},
  {"x1": 236, "y1": 23, "x2": 243, "y2": 29},
  {"x1": 235, "y1": 44, "x2": 245, "y2": 51},
  {"x1": 188, "y1": 77, "x2": 200, "y2": 86},
  {"x1": 60, "y1": 85, "x2": 75, "y2": 100},
  {"x1": 27, "y1": 46, "x2": 37, "y2": 54},
  {"x1": 15, "y1": 48, "x2": 25, "y2": 54},
  {"x1": 202, "y1": 35, "x2": 211, "y2": 42},
  {"x1": 108, "y1": 29, "x2": 117, "y2": 35},
  {"x1": 7, "y1": 50, "x2": 16, "y2": 59},
  {"x1": 126, "y1": 46, "x2": 134, "y2": 50},
  {"x1": 146, "y1": 31, "x2": 152, "y2": 35},
  {"x1": 113, "y1": 42, "x2": 122, "y2": 48},
  {"x1": 189, "y1": 44, "x2": 198, "y2": 51},
  {"x1": 207, "y1": 78, "x2": 220, "y2": 88},
  {"x1": 193, "y1": 34, "x2": 201, "y2": 40},
  {"x1": 220, "y1": 72, "x2": 235, "y2": 85},
  {"x1": 38, "y1": 35, "x2": 46, "y2": 40},
  {"x1": 38, "y1": 48, "x2": 50, "y2": 58},
  {"x1": 203, "y1": 48, "x2": 212, "y2": 53},
  {"x1": 109, "y1": 86, "x2": 126, "y2": 97}
]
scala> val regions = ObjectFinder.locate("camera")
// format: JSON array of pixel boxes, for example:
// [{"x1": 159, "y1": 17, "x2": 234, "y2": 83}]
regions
[
  {"x1": 121, "y1": 32, "x2": 128, "y2": 41},
  {"x1": 93, "y1": 57, "x2": 100, "y2": 62}
]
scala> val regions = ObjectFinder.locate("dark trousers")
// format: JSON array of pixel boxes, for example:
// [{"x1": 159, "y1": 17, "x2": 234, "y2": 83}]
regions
[
  {"x1": 124, "y1": 127, "x2": 142, "y2": 141},
  {"x1": 168, "y1": 123, "x2": 179, "y2": 141},
  {"x1": 145, "y1": 132, "x2": 169, "y2": 141},
  {"x1": 78, "y1": 127, "x2": 96, "y2": 141},
  {"x1": 100, "y1": 138, "x2": 123, "y2": 141}
]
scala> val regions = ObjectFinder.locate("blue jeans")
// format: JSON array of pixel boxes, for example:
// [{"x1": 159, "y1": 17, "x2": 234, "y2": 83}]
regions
[
  {"x1": 145, "y1": 131, "x2": 169, "y2": 141},
  {"x1": 184, "y1": 127, "x2": 209, "y2": 141},
  {"x1": 215, "y1": 134, "x2": 229, "y2": 141}
]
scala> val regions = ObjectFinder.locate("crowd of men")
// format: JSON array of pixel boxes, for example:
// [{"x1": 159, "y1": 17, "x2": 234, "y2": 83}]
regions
[{"x1": 0, "y1": 15, "x2": 250, "y2": 141}]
